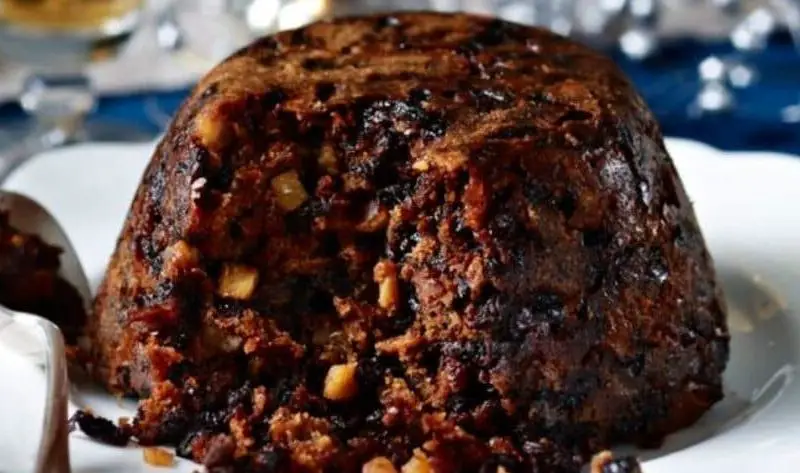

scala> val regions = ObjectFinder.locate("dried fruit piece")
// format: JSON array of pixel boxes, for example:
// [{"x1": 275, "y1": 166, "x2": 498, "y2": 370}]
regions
[
  {"x1": 217, "y1": 264, "x2": 259, "y2": 300},
  {"x1": 68, "y1": 410, "x2": 130, "y2": 446},
  {"x1": 271, "y1": 170, "x2": 309, "y2": 211},
  {"x1": 143, "y1": 447, "x2": 175, "y2": 467},
  {"x1": 363, "y1": 456, "x2": 398, "y2": 473},
  {"x1": 323, "y1": 362, "x2": 358, "y2": 401}
]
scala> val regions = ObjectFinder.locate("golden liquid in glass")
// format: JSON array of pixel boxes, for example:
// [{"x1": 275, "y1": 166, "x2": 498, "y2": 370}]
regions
[{"x1": 0, "y1": 0, "x2": 142, "y2": 32}]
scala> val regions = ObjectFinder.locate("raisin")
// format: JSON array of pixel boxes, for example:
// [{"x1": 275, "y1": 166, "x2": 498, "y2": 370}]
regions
[
  {"x1": 167, "y1": 360, "x2": 193, "y2": 383},
  {"x1": 289, "y1": 29, "x2": 308, "y2": 46},
  {"x1": 68, "y1": 410, "x2": 130, "y2": 446},
  {"x1": 357, "y1": 355, "x2": 402, "y2": 391},
  {"x1": 228, "y1": 221, "x2": 245, "y2": 240},
  {"x1": 408, "y1": 87, "x2": 432, "y2": 103},
  {"x1": 374, "y1": 15, "x2": 401, "y2": 30},
  {"x1": 556, "y1": 109, "x2": 592, "y2": 125},
  {"x1": 441, "y1": 340, "x2": 487, "y2": 364},
  {"x1": 557, "y1": 192, "x2": 577, "y2": 219},
  {"x1": 421, "y1": 115, "x2": 447, "y2": 141},
  {"x1": 251, "y1": 446, "x2": 288, "y2": 473},
  {"x1": 453, "y1": 277, "x2": 471, "y2": 310},
  {"x1": 216, "y1": 299, "x2": 245, "y2": 317},
  {"x1": 272, "y1": 378, "x2": 297, "y2": 406},
  {"x1": 261, "y1": 89, "x2": 286, "y2": 110},
  {"x1": 471, "y1": 88, "x2": 514, "y2": 112},
  {"x1": 365, "y1": 408, "x2": 384, "y2": 426},
  {"x1": 532, "y1": 293, "x2": 565, "y2": 322},
  {"x1": 473, "y1": 19, "x2": 523, "y2": 47},
  {"x1": 204, "y1": 435, "x2": 236, "y2": 468},
  {"x1": 156, "y1": 408, "x2": 192, "y2": 443},
  {"x1": 314, "y1": 81, "x2": 336, "y2": 102},
  {"x1": 198, "y1": 410, "x2": 228, "y2": 432},
  {"x1": 176, "y1": 430, "x2": 203, "y2": 459},
  {"x1": 227, "y1": 381, "x2": 253, "y2": 408},
  {"x1": 582, "y1": 229, "x2": 611, "y2": 248},
  {"x1": 209, "y1": 162, "x2": 235, "y2": 191},
  {"x1": 356, "y1": 356, "x2": 385, "y2": 391},
  {"x1": 648, "y1": 252, "x2": 669, "y2": 284},
  {"x1": 170, "y1": 330, "x2": 191, "y2": 350},
  {"x1": 302, "y1": 57, "x2": 336, "y2": 71},
  {"x1": 200, "y1": 83, "x2": 219, "y2": 99},
  {"x1": 446, "y1": 395, "x2": 472, "y2": 414},
  {"x1": 377, "y1": 182, "x2": 414, "y2": 206}
]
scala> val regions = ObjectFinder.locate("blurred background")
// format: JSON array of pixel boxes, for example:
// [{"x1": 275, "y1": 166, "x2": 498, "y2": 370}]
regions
[{"x1": 0, "y1": 0, "x2": 798, "y2": 169}]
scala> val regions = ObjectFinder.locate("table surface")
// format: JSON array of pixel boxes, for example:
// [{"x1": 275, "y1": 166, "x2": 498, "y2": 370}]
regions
[{"x1": 0, "y1": 34, "x2": 798, "y2": 156}]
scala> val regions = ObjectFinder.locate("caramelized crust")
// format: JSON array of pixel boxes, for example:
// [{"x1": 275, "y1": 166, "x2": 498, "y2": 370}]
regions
[{"x1": 90, "y1": 12, "x2": 729, "y2": 473}]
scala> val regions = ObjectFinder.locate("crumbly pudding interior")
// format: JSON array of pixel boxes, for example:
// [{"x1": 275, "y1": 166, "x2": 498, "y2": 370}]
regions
[{"x1": 0, "y1": 211, "x2": 85, "y2": 342}]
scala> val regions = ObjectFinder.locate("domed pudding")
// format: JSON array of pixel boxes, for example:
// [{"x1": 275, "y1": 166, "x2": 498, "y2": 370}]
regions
[{"x1": 89, "y1": 13, "x2": 729, "y2": 472}]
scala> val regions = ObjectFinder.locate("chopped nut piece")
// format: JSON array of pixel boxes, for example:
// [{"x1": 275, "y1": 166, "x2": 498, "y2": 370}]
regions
[
  {"x1": 363, "y1": 456, "x2": 398, "y2": 473},
  {"x1": 217, "y1": 264, "x2": 259, "y2": 300},
  {"x1": 323, "y1": 362, "x2": 358, "y2": 401},
  {"x1": 374, "y1": 260, "x2": 399, "y2": 310},
  {"x1": 161, "y1": 240, "x2": 200, "y2": 278},
  {"x1": 195, "y1": 112, "x2": 231, "y2": 149},
  {"x1": 143, "y1": 447, "x2": 174, "y2": 467},
  {"x1": 318, "y1": 144, "x2": 339, "y2": 174},
  {"x1": 412, "y1": 160, "x2": 430, "y2": 172},
  {"x1": 378, "y1": 278, "x2": 399, "y2": 310},
  {"x1": 401, "y1": 449, "x2": 432, "y2": 473},
  {"x1": 271, "y1": 170, "x2": 309, "y2": 211}
]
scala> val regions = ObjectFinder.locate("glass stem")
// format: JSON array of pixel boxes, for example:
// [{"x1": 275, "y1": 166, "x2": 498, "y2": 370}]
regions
[{"x1": 0, "y1": 72, "x2": 94, "y2": 186}]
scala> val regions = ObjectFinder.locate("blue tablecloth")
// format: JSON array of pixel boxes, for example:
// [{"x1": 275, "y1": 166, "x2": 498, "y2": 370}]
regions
[{"x1": 1, "y1": 34, "x2": 798, "y2": 155}]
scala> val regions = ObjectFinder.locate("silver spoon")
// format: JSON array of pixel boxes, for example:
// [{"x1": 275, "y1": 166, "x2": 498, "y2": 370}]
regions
[{"x1": 0, "y1": 191, "x2": 92, "y2": 473}]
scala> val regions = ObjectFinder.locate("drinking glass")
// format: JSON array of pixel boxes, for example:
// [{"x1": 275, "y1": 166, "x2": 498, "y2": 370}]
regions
[{"x1": 0, "y1": 0, "x2": 148, "y2": 183}]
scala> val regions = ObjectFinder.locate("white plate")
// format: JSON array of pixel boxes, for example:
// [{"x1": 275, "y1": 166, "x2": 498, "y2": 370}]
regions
[{"x1": 1, "y1": 138, "x2": 800, "y2": 473}]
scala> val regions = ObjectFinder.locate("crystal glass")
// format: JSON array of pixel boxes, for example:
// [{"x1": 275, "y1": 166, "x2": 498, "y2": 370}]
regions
[
  {"x1": 157, "y1": 0, "x2": 262, "y2": 67},
  {"x1": 0, "y1": 0, "x2": 148, "y2": 183}
]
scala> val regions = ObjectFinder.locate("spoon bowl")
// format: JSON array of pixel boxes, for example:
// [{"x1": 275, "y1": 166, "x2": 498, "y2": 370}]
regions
[{"x1": 0, "y1": 190, "x2": 91, "y2": 473}]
